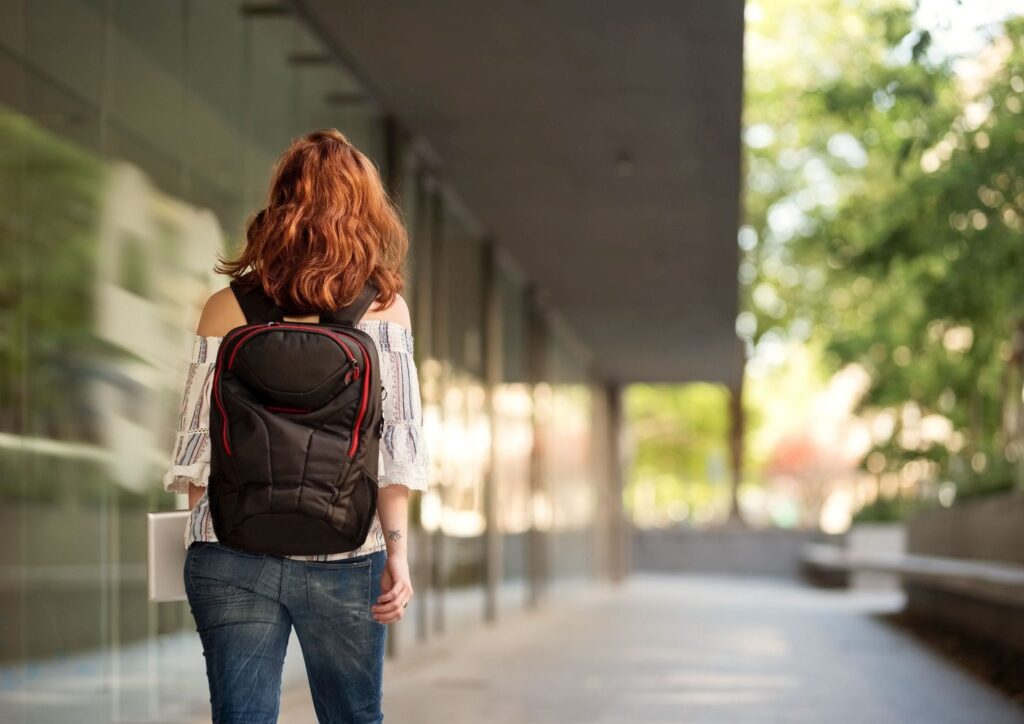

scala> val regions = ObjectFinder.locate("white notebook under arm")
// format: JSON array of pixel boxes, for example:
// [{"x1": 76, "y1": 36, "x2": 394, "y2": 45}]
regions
[{"x1": 147, "y1": 510, "x2": 191, "y2": 602}]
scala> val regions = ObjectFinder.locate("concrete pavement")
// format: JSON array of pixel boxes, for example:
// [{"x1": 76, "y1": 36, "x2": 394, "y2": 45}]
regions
[{"x1": 276, "y1": 574, "x2": 1024, "y2": 723}]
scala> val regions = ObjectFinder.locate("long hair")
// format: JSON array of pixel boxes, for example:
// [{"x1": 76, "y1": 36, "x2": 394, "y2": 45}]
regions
[{"x1": 214, "y1": 128, "x2": 408, "y2": 313}]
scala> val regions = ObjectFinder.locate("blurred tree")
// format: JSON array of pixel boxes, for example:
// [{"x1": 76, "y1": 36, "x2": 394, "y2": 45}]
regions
[
  {"x1": 742, "y1": 0, "x2": 1024, "y2": 502},
  {"x1": 625, "y1": 383, "x2": 761, "y2": 525}
]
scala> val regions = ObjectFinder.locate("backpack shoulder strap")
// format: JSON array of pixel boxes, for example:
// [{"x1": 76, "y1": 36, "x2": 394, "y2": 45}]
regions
[
  {"x1": 320, "y1": 281, "x2": 379, "y2": 326},
  {"x1": 229, "y1": 277, "x2": 290, "y2": 324},
  {"x1": 229, "y1": 276, "x2": 378, "y2": 326}
]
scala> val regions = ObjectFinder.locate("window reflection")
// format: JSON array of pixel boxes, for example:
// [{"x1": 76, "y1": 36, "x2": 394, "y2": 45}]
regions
[{"x1": 0, "y1": 0, "x2": 610, "y2": 716}]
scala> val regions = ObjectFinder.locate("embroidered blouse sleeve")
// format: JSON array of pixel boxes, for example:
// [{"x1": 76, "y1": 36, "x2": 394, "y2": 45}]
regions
[
  {"x1": 375, "y1": 322, "x2": 431, "y2": 491},
  {"x1": 161, "y1": 334, "x2": 221, "y2": 494}
]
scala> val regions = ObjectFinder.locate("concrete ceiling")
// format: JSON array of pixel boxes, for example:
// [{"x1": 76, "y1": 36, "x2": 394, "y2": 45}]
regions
[{"x1": 293, "y1": 0, "x2": 745, "y2": 385}]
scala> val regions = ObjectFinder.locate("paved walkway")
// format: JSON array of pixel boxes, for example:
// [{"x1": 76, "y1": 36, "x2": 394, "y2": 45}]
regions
[{"x1": 278, "y1": 574, "x2": 1022, "y2": 724}]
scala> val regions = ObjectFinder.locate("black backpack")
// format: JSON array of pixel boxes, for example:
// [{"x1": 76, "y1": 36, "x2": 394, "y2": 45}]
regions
[{"x1": 207, "y1": 277, "x2": 384, "y2": 555}]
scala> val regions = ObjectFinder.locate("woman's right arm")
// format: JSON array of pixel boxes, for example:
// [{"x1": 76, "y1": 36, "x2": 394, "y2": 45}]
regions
[
  {"x1": 178, "y1": 291, "x2": 234, "y2": 510},
  {"x1": 161, "y1": 333, "x2": 221, "y2": 506}
]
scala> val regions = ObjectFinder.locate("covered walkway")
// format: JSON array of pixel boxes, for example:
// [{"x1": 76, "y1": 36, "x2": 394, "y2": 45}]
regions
[{"x1": 270, "y1": 575, "x2": 1024, "y2": 723}]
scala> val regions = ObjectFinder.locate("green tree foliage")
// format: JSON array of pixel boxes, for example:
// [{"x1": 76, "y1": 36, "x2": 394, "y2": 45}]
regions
[
  {"x1": 742, "y1": 0, "x2": 1024, "y2": 496},
  {"x1": 625, "y1": 383, "x2": 761, "y2": 521}
]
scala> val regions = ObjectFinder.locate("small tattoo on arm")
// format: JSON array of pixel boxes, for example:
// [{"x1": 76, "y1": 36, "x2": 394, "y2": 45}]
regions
[{"x1": 386, "y1": 529, "x2": 403, "y2": 542}]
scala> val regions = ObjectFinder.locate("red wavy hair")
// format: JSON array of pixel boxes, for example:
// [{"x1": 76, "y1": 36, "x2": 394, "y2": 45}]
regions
[{"x1": 214, "y1": 128, "x2": 407, "y2": 313}]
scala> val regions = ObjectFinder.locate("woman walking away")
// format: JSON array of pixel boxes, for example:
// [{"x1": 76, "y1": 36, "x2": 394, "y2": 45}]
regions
[{"x1": 162, "y1": 128, "x2": 430, "y2": 724}]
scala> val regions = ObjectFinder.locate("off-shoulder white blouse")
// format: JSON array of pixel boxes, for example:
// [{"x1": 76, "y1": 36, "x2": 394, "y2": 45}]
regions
[{"x1": 161, "y1": 319, "x2": 430, "y2": 560}]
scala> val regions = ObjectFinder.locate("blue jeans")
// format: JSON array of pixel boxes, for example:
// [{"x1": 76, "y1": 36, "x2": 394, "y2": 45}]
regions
[{"x1": 184, "y1": 541, "x2": 388, "y2": 723}]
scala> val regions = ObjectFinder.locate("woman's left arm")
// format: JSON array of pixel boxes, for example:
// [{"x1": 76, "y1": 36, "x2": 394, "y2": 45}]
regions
[
  {"x1": 368, "y1": 295, "x2": 430, "y2": 624},
  {"x1": 378, "y1": 486, "x2": 410, "y2": 557},
  {"x1": 372, "y1": 485, "x2": 412, "y2": 623}
]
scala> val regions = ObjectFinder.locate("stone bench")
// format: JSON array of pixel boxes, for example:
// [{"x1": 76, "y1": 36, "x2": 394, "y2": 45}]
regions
[{"x1": 801, "y1": 542, "x2": 1024, "y2": 651}]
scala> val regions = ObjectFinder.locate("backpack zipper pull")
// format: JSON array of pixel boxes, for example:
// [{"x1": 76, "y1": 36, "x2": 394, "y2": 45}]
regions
[{"x1": 344, "y1": 361, "x2": 361, "y2": 385}]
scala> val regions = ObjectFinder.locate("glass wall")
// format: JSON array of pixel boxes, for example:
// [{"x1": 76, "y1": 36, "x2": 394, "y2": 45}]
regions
[
  {"x1": 0, "y1": 3, "x2": 391, "y2": 719},
  {"x1": 0, "y1": 1, "x2": 613, "y2": 720}
]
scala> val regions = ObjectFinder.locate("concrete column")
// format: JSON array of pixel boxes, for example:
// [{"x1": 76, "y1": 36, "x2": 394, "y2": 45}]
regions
[
  {"x1": 481, "y1": 242, "x2": 503, "y2": 622},
  {"x1": 526, "y1": 288, "x2": 549, "y2": 608},
  {"x1": 381, "y1": 120, "x2": 400, "y2": 659},
  {"x1": 380, "y1": 114, "x2": 403, "y2": 197},
  {"x1": 410, "y1": 168, "x2": 436, "y2": 646},
  {"x1": 605, "y1": 383, "x2": 630, "y2": 583},
  {"x1": 589, "y1": 378, "x2": 612, "y2": 582},
  {"x1": 429, "y1": 180, "x2": 448, "y2": 637}
]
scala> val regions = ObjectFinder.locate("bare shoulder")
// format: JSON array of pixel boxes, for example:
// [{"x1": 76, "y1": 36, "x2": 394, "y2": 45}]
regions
[
  {"x1": 196, "y1": 286, "x2": 245, "y2": 337},
  {"x1": 364, "y1": 292, "x2": 411, "y2": 329}
]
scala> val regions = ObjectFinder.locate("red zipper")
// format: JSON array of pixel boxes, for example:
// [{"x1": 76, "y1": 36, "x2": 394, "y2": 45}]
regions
[
  {"x1": 213, "y1": 331, "x2": 234, "y2": 455},
  {"x1": 213, "y1": 323, "x2": 370, "y2": 458},
  {"x1": 345, "y1": 336, "x2": 373, "y2": 457},
  {"x1": 264, "y1": 405, "x2": 310, "y2": 414}
]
